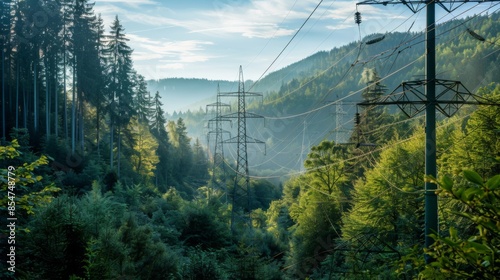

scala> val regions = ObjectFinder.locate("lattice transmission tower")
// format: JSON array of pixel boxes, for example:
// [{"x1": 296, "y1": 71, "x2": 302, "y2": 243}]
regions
[
  {"x1": 355, "y1": 0, "x2": 500, "y2": 261},
  {"x1": 206, "y1": 84, "x2": 231, "y2": 202},
  {"x1": 220, "y1": 66, "x2": 265, "y2": 233},
  {"x1": 335, "y1": 99, "x2": 348, "y2": 144}
]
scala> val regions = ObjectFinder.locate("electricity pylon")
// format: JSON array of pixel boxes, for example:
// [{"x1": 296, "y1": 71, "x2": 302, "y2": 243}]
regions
[
  {"x1": 335, "y1": 99, "x2": 348, "y2": 144},
  {"x1": 355, "y1": 0, "x2": 500, "y2": 261},
  {"x1": 220, "y1": 66, "x2": 265, "y2": 233},
  {"x1": 206, "y1": 84, "x2": 231, "y2": 202}
]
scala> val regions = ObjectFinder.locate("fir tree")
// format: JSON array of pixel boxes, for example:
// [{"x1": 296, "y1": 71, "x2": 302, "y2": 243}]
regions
[{"x1": 103, "y1": 15, "x2": 135, "y2": 176}]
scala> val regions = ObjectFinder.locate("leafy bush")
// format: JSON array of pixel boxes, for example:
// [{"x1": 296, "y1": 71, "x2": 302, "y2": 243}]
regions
[{"x1": 400, "y1": 171, "x2": 500, "y2": 279}]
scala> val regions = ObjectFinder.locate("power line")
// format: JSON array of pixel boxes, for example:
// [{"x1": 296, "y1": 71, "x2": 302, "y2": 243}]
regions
[
  {"x1": 254, "y1": 7, "x2": 358, "y2": 99},
  {"x1": 251, "y1": 6, "x2": 496, "y2": 165},
  {"x1": 246, "y1": 6, "x2": 427, "y2": 157},
  {"x1": 244, "y1": 0, "x2": 300, "y2": 72},
  {"x1": 355, "y1": 0, "x2": 500, "y2": 263},
  {"x1": 262, "y1": 1, "x2": 495, "y2": 116},
  {"x1": 223, "y1": 5, "x2": 498, "y2": 181},
  {"x1": 249, "y1": 0, "x2": 325, "y2": 91}
]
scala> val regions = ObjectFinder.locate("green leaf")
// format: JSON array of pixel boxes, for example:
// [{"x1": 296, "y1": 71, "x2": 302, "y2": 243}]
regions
[
  {"x1": 465, "y1": 241, "x2": 491, "y2": 254},
  {"x1": 454, "y1": 187, "x2": 465, "y2": 198},
  {"x1": 442, "y1": 237, "x2": 457, "y2": 247},
  {"x1": 440, "y1": 176, "x2": 453, "y2": 191},
  {"x1": 453, "y1": 210, "x2": 472, "y2": 220},
  {"x1": 486, "y1": 175, "x2": 500, "y2": 190},
  {"x1": 449, "y1": 227, "x2": 458, "y2": 240},
  {"x1": 463, "y1": 170, "x2": 484, "y2": 186},
  {"x1": 462, "y1": 187, "x2": 483, "y2": 201}
]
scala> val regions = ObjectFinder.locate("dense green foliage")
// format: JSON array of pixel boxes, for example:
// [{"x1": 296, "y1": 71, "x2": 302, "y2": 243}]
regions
[
  {"x1": 401, "y1": 171, "x2": 500, "y2": 279},
  {"x1": 1, "y1": 1, "x2": 499, "y2": 279}
]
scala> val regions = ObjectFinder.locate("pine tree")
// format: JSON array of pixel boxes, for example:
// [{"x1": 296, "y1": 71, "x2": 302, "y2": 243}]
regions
[
  {"x1": 60, "y1": 0, "x2": 74, "y2": 144},
  {"x1": 176, "y1": 118, "x2": 193, "y2": 180},
  {"x1": 134, "y1": 74, "x2": 153, "y2": 124},
  {"x1": 72, "y1": 0, "x2": 101, "y2": 153},
  {"x1": 285, "y1": 140, "x2": 348, "y2": 276},
  {"x1": 167, "y1": 118, "x2": 193, "y2": 183},
  {"x1": 0, "y1": 0, "x2": 12, "y2": 139},
  {"x1": 103, "y1": 16, "x2": 135, "y2": 176},
  {"x1": 443, "y1": 85, "x2": 500, "y2": 178},
  {"x1": 191, "y1": 138, "x2": 208, "y2": 180},
  {"x1": 39, "y1": 1, "x2": 64, "y2": 142},
  {"x1": 9, "y1": 2, "x2": 26, "y2": 131},
  {"x1": 348, "y1": 68, "x2": 395, "y2": 179},
  {"x1": 150, "y1": 91, "x2": 170, "y2": 190},
  {"x1": 356, "y1": 68, "x2": 389, "y2": 145},
  {"x1": 93, "y1": 14, "x2": 107, "y2": 158},
  {"x1": 341, "y1": 134, "x2": 424, "y2": 276},
  {"x1": 150, "y1": 91, "x2": 166, "y2": 136},
  {"x1": 16, "y1": 0, "x2": 46, "y2": 142}
]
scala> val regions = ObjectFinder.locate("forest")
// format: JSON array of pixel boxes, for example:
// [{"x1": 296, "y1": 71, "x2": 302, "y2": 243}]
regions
[{"x1": 1, "y1": 0, "x2": 500, "y2": 279}]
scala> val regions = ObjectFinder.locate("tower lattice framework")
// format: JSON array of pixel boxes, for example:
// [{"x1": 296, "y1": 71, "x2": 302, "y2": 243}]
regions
[
  {"x1": 220, "y1": 66, "x2": 265, "y2": 232},
  {"x1": 206, "y1": 84, "x2": 231, "y2": 202}
]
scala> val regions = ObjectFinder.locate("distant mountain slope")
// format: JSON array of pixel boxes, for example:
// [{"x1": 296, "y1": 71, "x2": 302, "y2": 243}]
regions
[{"x1": 147, "y1": 78, "x2": 247, "y2": 113}]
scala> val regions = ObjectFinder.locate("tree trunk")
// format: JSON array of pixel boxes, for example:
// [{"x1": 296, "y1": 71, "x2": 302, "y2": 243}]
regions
[
  {"x1": 110, "y1": 121, "x2": 114, "y2": 169},
  {"x1": 117, "y1": 125, "x2": 121, "y2": 178},
  {"x1": 54, "y1": 59, "x2": 58, "y2": 138},
  {"x1": 34, "y1": 60, "x2": 38, "y2": 135},
  {"x1": 64, "y1": 46, "x2": 68, "y2": 144},
  {"x1": 79, "y1": 96, "x2": 84, "y2": 152},
  {"x1": 96, "y1": 103, "x2": 100, "y2": 158},
  {"x1": 45, "y1": 56, "x2": 50, "y2": 141},
  {"x1": 71, "y1": 57, "x2": 76, "y2": 154},
  {"x1": 2, "y1": 49, "x2": 5, "y2": 139},
  {"x1": 23, "y1": 87, "x2": 27, "y2": 128},
  {"x1": 15, "y1": 63, "x2": 19, "y2": 129}
]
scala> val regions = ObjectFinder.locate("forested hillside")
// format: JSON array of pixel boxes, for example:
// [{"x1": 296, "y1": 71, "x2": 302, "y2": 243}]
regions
[
  {"x1": 178, "y1": 12, "x2": 500, "y2": 177},
  {"x1": 1, "y1": 1, "x2": 500, "y2": 279}
]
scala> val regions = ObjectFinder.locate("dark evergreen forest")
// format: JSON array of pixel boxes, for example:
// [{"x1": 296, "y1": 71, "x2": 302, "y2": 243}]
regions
[{"x1": 1, "y1": 1, "x2": 500, "y2": 279}]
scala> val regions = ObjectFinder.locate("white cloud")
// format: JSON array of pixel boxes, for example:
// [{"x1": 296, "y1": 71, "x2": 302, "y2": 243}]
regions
[
  {"x1": 127, "y1": 34, "x2": 214, "y2": 65},
  {"x1": 95, "y1": 0, "x2": 319, "y2": 39},
  {"x1": 132, "y1": 51, "x2": 163, "y2": 61},
  {"x1": 157, "y1": 63, "x2": 184, "y2": 70},
  {"x1": 95, "y1": 0, "x2": 411, "y2": 39},
  {"x1": 126, "y1": 34, "x2": 159, "y2": 45},
  {"x1": 195, "y1": 0, "x2": 313, "y2": 38},
  {"x1": 96, "y1": 0, "x2": 159, "y2": 7},
  {"x1": 123, "y1": 13, "x2": 181, "y2": 27},
  {"x1": 187, "y1": 22, "x2": 295, "y2": 39},
  {"x1": 325, "y1": 23, "x2": 353, "y2": 31}
]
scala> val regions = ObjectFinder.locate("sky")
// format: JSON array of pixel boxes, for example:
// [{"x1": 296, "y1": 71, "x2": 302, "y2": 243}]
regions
[{"x1": 92, "y1": 0, "x2": 498, "y2": 81}]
